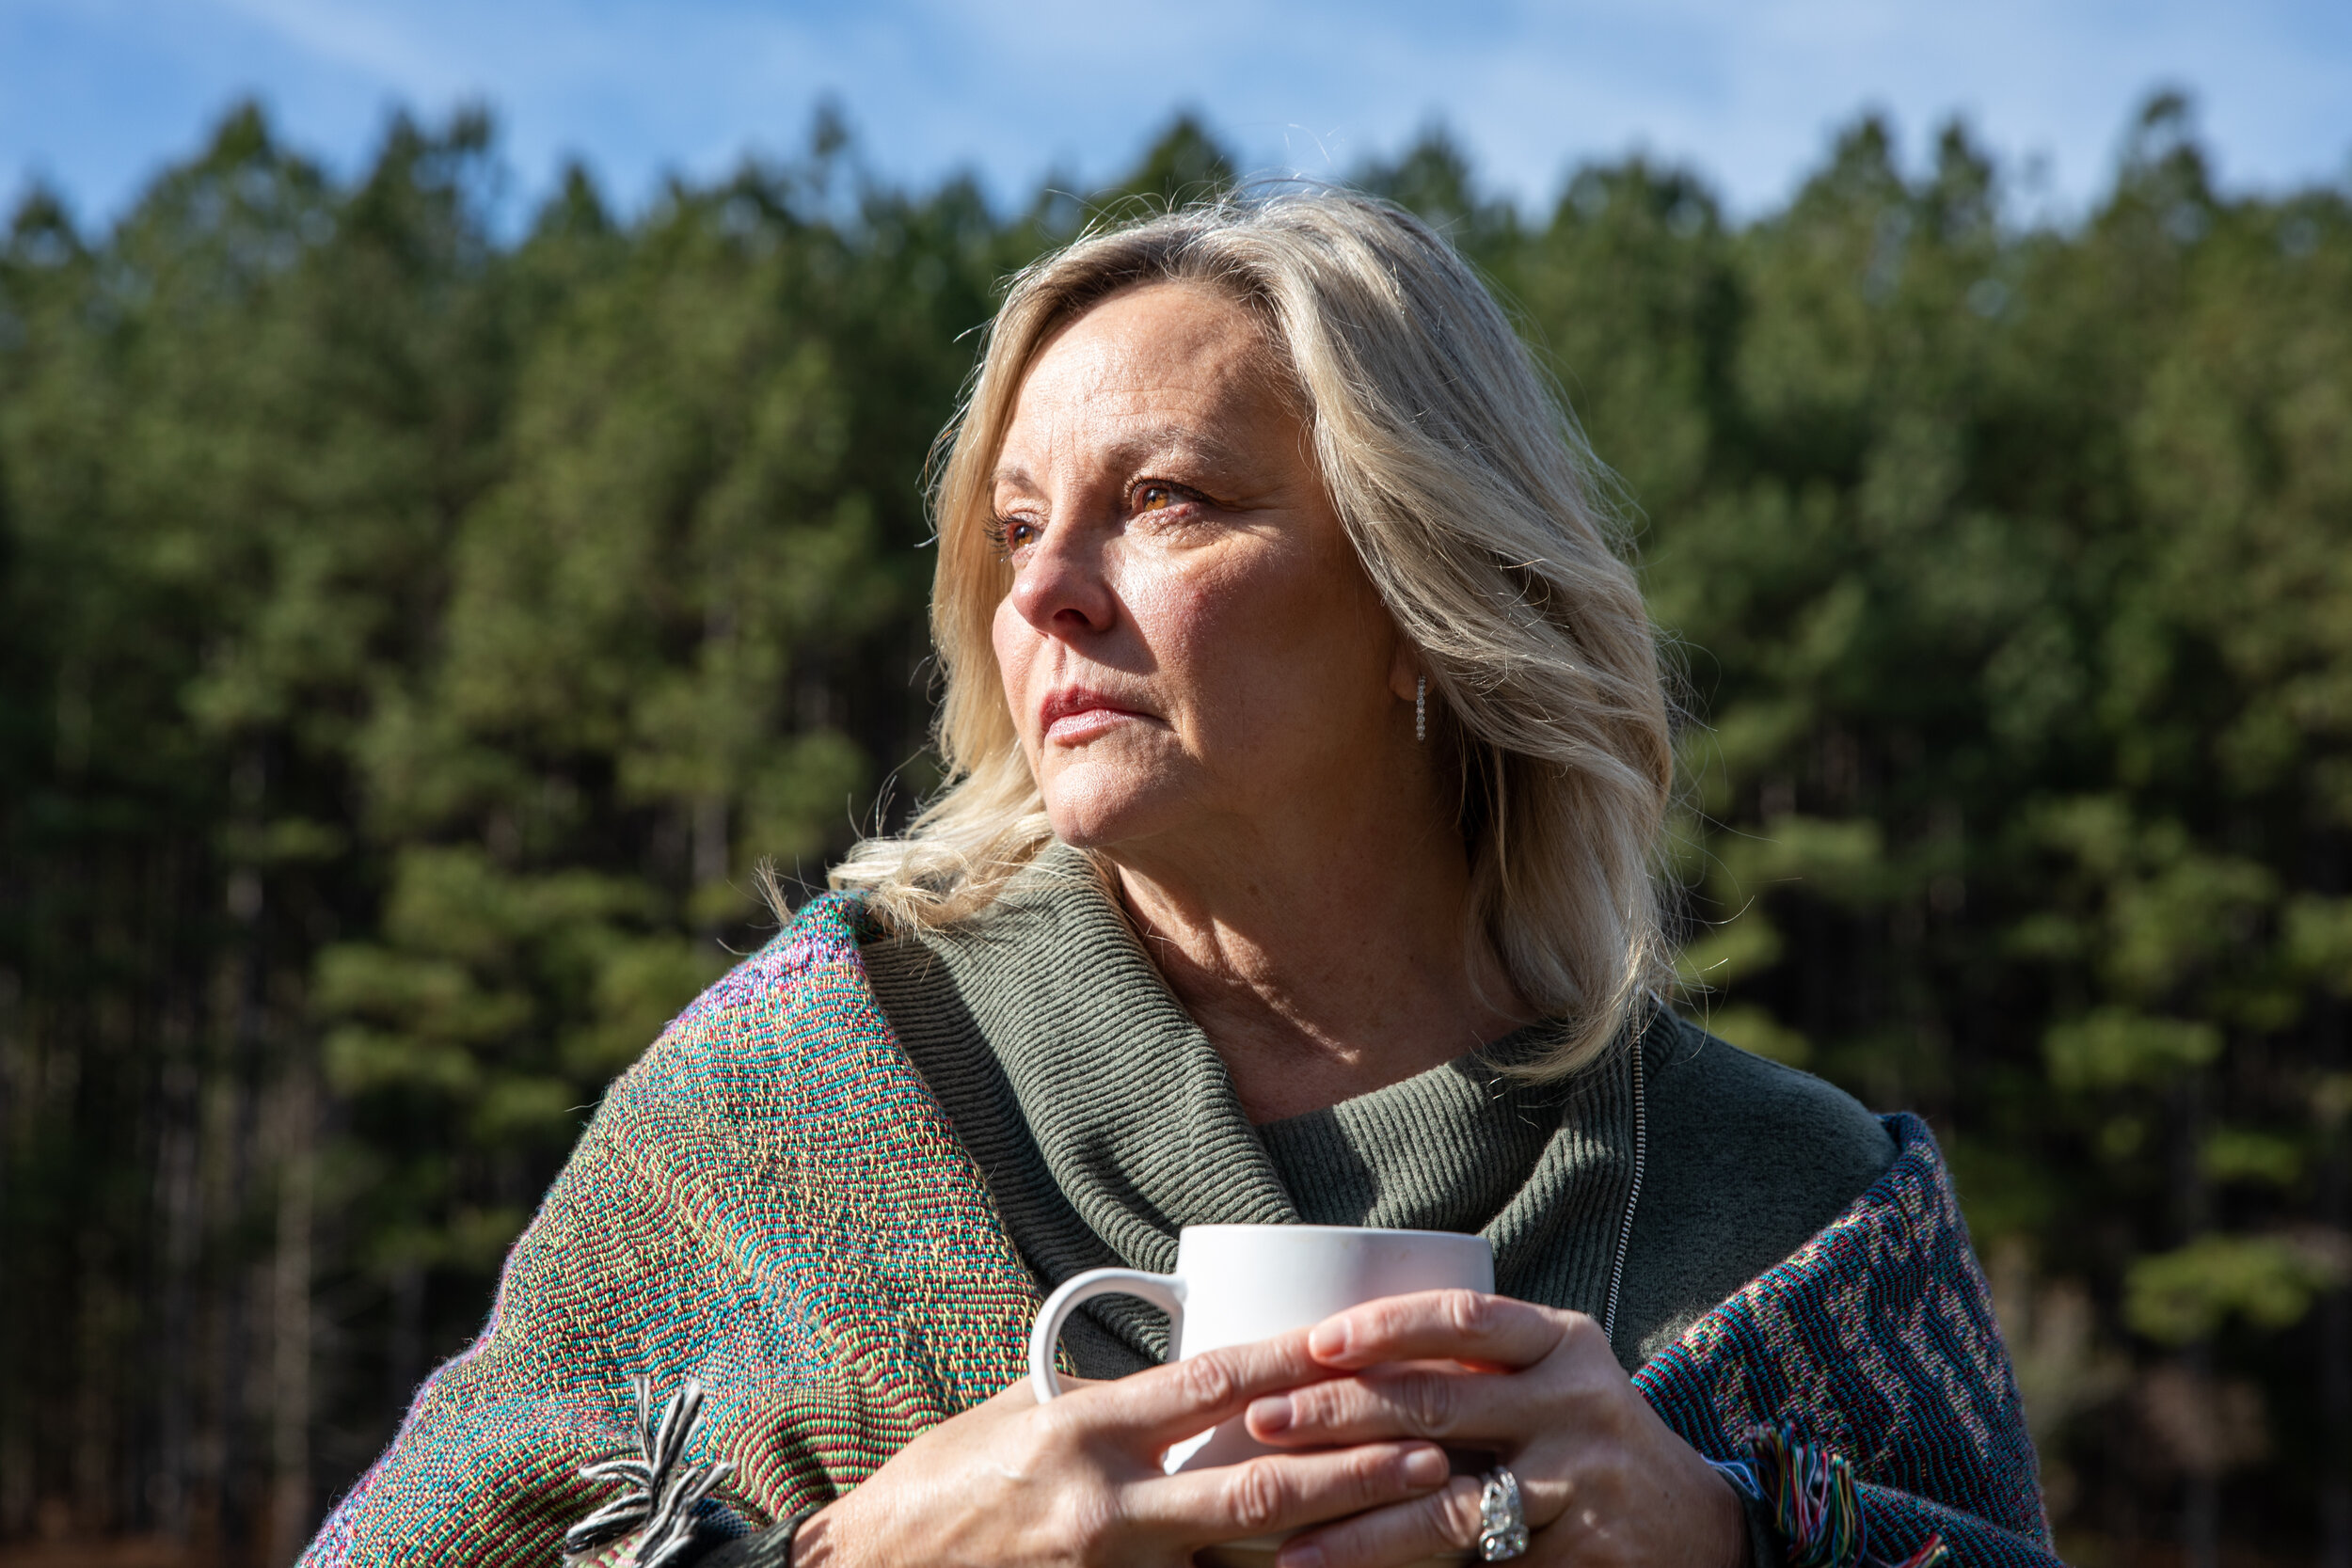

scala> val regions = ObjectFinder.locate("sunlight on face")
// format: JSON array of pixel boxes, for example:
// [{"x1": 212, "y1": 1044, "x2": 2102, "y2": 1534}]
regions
[{"x1": 989, "y1": 282, "x2": 1408, "y2": 857}]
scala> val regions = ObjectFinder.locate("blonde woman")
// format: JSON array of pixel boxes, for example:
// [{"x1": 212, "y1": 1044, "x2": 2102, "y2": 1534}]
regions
[{"x1": 305, "y1": 195, "x2": 2053, "y2": 1568}]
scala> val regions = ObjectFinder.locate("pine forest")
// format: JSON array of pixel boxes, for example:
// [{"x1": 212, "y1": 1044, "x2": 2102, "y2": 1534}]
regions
[{"x1": 2, "y1": 97, "x2": 2348, "y2": 1565}]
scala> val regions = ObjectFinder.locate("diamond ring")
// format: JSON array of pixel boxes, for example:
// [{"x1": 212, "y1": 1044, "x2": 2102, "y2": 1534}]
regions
[{"x1": 1476, "y1": 1465, "x2": 1529, "y2": 1561}]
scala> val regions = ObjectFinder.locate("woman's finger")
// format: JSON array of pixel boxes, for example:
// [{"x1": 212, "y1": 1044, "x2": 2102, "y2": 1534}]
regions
[
  {"x1": 1125, "y1": 1441, "x2": 1453, "y2": 1544},
  {"x1": 1274, "y1": 1473, "x2": 1484, "y2": 1568},
  {"x1": 1066, "y1": 1328, "x2": 1337, "y2": 1448},
  {"x1": 1247, "y1": 1359, "x2": 1567, "y2": 1450},
  {"x1": 1306, "y1": 1290, "x2": 1578, "y2": 1371}
]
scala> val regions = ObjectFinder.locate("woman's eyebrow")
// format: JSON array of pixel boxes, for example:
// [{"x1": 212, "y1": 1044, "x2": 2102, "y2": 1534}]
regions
[
  {"x1": 991, "y1": 426, "x2": 1254, "y2": 496},
  {"x1": 1104, "y1": 424, "x2": 1250, "y2": 473}
]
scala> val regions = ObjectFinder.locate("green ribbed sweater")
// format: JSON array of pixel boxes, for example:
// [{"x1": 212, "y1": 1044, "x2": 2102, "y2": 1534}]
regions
[{"x1": 861, "y1": 849, "x2": 1895, "y2": 1378}]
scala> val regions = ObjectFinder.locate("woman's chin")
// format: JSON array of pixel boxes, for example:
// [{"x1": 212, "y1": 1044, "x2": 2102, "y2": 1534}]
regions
[
  {"x1": 1038, "y1": 782, "x2": 1192, "y2": 854},
  {"x1": 1041, "y1": 804, "x2": 1154, "y2": 853}
]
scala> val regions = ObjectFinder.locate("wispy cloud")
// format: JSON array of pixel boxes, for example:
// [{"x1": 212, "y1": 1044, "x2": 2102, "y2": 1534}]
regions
[
  {"x1": 4, "y1": 0, "x2": 2346, "y2": 229},
  {"x1": 205, "y1": 0, "x2": 462, "y2": 97}
]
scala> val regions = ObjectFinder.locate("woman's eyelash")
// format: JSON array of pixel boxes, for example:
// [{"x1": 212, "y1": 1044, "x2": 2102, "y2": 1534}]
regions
[
  {"x1": 1131, "y1": 480, "x2": 1206, "y2": 513},
  {"x1": 986, "y1": 484, "x2": 1202, "y2": 559},
  {"x1": 985, "y1": 514, "x2": 1037, "y2": 559}
]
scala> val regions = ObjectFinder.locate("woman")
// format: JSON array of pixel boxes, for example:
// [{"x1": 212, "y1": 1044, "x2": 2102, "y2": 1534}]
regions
[{"x1": 303, "y1": 194, "x2": 2053, "y2": 1568}]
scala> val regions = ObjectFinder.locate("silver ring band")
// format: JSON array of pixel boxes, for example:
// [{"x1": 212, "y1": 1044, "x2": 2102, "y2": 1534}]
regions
[{"x1": 1476, "y1": 1465, "x2": 1529, "y2": 1561}]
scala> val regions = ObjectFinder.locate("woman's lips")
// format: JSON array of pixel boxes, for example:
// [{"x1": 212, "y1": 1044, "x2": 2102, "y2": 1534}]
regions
[
  {"x1": 1043, "y1": 706, "x2": 1138, "y2": 743},
  {"x1": 1039, "y1": 689, "x2": 1151, "y2": 743}
]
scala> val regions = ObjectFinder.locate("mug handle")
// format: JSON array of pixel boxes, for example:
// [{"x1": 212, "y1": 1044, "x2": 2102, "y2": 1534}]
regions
[{"x1": 1029, "y1": 1268, "x2": 1186, "y2": 1402}]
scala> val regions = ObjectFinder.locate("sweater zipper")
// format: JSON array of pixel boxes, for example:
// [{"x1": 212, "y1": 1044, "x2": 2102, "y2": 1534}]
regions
[{"x1": 1598, "y1": 1026, "x2": 1647, "y2": 1352}]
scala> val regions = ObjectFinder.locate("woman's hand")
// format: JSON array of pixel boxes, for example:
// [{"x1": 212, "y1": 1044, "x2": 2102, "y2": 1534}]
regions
[
  {"x1": 1242, "y1": 1291, "x2": 1746, "y2": 1568},
  {"x1": 790, "y1": 1327, "x2": 1454, "y2": 1568}
]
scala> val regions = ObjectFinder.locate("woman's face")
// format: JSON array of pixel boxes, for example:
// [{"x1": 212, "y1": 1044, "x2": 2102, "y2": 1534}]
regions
[{"x1": 991, "y1": 282, "x2": 1415, "y2": 858}]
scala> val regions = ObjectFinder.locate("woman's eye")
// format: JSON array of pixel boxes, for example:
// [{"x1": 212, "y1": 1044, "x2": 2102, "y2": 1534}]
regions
[
  {"x1": 987, "y1": 515, "x2": 1041, "y2": 558},
  {"x1": 1133, "y1": 482, "x2": 1193, "y2": 514}
]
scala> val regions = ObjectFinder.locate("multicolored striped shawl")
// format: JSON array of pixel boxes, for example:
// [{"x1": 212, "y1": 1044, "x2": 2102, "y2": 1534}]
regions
[{"x1": 300, "y1": 895, "x2": 2058, "y2": 1568}]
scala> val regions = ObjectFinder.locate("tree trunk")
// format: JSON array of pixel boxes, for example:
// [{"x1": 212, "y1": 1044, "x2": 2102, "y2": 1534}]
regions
[
  {"x1": 2317, "y1": 989, "x2": 2348, "y2": 1568},
  {"x1": 2173, "y1": 1073, "x2": 2220, "y2": 1568},
  {"x1": 266, "y1": 1059, "x2": 316, "y2": 1565}
]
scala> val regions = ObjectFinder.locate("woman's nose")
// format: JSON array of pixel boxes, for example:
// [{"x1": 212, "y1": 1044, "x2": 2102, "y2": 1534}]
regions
[{"x1": 1006, "y1": 525, "x2": 1119, "y2": 640}]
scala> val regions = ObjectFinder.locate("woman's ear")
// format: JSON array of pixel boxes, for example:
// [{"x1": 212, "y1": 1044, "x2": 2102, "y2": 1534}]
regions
[{"x1": 1389, "y1": 645, "x2": 1423, "y2": 705}]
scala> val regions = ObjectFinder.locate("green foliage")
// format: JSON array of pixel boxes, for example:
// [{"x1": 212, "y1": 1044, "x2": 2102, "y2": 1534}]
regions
[
  {"x1": 1090, "y1": 115, "x2": 1237, "y2": 218},
  {"x1": 2126, "y1": 1233, "x2": 2349, "y2": 1344},
  {"x1": 2044, "y1": 1008, "x2": 2221, "y2": 1092},
  {"x1": 4, "y1": 93, "x2": 2350, "y2": 1559},
  {"x1": 2200, "y1": 1127, "x2": 2304, "y2": 1189}
]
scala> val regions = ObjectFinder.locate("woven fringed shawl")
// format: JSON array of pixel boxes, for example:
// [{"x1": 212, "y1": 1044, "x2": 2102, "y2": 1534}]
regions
[
  {"x1": 301, "y1": 896, "x2": 2057, "y2": 1568},
  {"x1": 1632, "y1": 1122, "x2": 2055, "y2": 1567}
]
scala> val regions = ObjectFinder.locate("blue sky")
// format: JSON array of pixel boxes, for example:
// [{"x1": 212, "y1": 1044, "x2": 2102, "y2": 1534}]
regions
[{"x1": 6, "y1": 0, "x2": 2350, "y2": 233}]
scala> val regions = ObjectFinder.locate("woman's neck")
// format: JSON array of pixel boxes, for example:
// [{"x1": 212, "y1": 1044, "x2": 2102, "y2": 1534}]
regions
[{"x1": 1107, "y1": 806, "x2": 1528, "y2": 1123}]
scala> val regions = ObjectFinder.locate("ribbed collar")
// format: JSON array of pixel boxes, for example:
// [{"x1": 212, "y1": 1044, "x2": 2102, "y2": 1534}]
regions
[
  {"x1": 1257, "y1": 1032, "x2": 1638, "y2": 1313},
  {"x1": 871, "y1": 845, "x2": 1638, "y2": 1360}
]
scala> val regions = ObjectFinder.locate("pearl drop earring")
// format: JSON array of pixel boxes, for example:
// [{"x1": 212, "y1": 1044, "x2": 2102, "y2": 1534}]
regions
[{"x1": 1415, "y1": 675, "x2": 1426, "y2": 743}]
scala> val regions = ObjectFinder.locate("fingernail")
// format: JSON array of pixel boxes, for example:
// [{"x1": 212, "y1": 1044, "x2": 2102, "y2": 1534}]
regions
[
  {"x1": 1405, "y1": 1446, "x2": 1448, "y2": 1486},
  {"x1": 1308, "y1": 1321, "x2": 1350, "y2": 1359},
  {"x1": 1278, "y1": 1544, "x2": 1325, "y2": 1568},
  {"x1": 1250, "y1": 1394, "x2": 1294, "y2": 1433}
]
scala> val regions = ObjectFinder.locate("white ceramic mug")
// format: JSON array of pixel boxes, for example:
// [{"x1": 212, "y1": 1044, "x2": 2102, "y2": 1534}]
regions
[{"x1": 1029, "y1": 1223, "x2": 1495, "y2": 1472}]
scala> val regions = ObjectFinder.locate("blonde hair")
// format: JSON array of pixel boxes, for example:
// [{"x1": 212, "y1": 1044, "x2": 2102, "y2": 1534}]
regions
[{"x1": 829, "y1": 191, "x2": 1674, "y2": 1078}]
